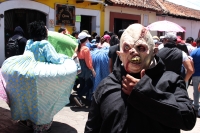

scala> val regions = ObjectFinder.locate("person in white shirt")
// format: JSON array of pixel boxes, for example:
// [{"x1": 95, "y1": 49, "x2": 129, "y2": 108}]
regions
[{"x1": 185, "y1": 37, "x2": 196, "y2": 55}]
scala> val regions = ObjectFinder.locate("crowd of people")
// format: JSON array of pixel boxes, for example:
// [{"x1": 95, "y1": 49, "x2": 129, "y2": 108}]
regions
[{"x1": 0, "y1": 21, "x2": 200, "y2": 133}]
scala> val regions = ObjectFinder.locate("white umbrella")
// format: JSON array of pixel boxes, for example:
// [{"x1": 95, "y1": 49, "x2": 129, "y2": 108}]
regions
[{"x1": 146, "y1": 20, "x2": 185, "y2": 32}]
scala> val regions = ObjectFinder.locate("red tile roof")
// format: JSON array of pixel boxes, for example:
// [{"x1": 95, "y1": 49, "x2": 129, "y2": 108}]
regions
[
  {"x1": 107, "y1": 0, "x2": 200, "y2": 20},
  {"x1": 159, "y1": 0, "x2": 200, "y2": 20},
  {"x1": 107, "y1": 0, "x2": 163, "y2": 11}
]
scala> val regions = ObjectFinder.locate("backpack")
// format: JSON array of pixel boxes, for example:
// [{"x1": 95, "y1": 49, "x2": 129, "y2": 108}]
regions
[{"x1": 6, "y1": 36, "x2": 23, "y2": 58}]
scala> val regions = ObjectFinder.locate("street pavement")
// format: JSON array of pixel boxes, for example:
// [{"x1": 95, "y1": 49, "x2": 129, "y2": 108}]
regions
[{"x1": 0, "y1": 85, "x2": 199, "y2": 133}]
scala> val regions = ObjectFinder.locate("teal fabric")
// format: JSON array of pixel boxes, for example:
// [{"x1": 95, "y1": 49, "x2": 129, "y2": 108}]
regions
[
  {"x1": 25, "y1": 39, "x2": 68, "y2": 63},
  {"x1": 1, "y1": 49, "x2": 77, "y2": 125},
  {"x1": 48, "y1": 31, "x2": 78, "y2": 57}
]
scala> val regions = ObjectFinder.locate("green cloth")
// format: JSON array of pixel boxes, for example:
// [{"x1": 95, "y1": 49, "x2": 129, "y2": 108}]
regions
[{"x1": 48, "y1": 31, "x2": 78, "y2": 57}]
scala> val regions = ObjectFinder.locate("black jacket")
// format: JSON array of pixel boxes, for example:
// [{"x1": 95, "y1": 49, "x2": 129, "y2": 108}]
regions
[
  {"x1": 177, "y1": 43, "x2": 189, "y2": 55},
  {"x1": 157, "y1": 42, "x2": 182, "y2": 75},
  {"x1": 108, "y1": 44, "x2": 120, "y2": 67},
  {"x1": 85, "y1": 55, "x2": 196, "y2": 133},
  {"x1": 11, "y1": 26, "x2": 27, "y2": 55}
]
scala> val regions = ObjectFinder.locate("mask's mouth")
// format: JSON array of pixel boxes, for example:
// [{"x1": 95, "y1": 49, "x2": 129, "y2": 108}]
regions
[{"x1": 130, "y1": 56, "x2": 141, "y2": 64}]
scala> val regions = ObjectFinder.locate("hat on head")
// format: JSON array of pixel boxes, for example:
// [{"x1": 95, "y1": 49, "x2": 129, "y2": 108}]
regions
[
  {"x1": 153, "y1": 36, "x2": 160, "y2": 41},
  {"x1": 78, "y1": 32, "x2": 91, "y2": 40},
  {"x1": 82, "y1": 30, "x2": 89, "y2": 34},
  {"x1": 160, "y1": 36, "x2": 164, "y2": 39},
  {"x1": 153, "y1": 40, "x2": 158, "y2": 43},
  {"x1": 154, "y1": 40, "x2": 162, "y2": 45},
  {"x1": 103, "y1": 34, "x2": 111, "y2": 40},
  {"x1": 164, "y1": 32, "x2": 177, "y2": 41}
]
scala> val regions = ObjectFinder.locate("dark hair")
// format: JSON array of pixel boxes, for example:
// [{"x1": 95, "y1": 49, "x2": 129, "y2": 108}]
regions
[
  {"x1": 77, "y1": 37, "x2": 88, "y2": 52},
  {"x1": 186, "y1": 37, "x2": 194, "y2": 43},
  {"x1": 109, "y1": 35, "x2": 119, "y2": 46},
  {"x1": 58, "y1": 27, "x2": 66, "y2": 33},
  {"x1": 196, "y1": 37, "x2": 200, "y2": 43},
  {"x1": 95, "y1": 35, "x2": 101, "y2": 43},
  {"x1": 118, "y1": 29, "x2": 125, "y2": 39},
  {"x1": 104, "y1": 31, "x2": 108, "y2": 35},
  {"x1": 196, "y1": 37, "x2": 200, "y2": 47},
  {"x1": 71, "y1": 31, "x2": 79, "y2": 37},
  {"x1": 92, "y1": 32, "x2": 97, "y2": 38},
  {"x1": 107, "y1": 31, "x2": 114, "y2": 37},
  {"x1": 28, "y1": 21, "x2": 47, "y2": 41},
  {"x1": 176, "y1": 44, "x2": 189, "y2": 55}
]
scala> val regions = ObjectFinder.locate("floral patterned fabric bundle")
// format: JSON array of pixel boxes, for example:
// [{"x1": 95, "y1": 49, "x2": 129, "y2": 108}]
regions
[
  {"x1": 0, "y1": 69, "x2": 8, "y2": 104},
  {"x1": 1, "y1": 51, "x2": 77, "y2": 125}
]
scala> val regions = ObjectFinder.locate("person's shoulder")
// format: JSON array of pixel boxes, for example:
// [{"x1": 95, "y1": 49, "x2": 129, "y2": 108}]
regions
[
  {"x1": 110, "y1": 44, "x2": 119, "y2": 49},
  {"x1": 25, "y1": 39, "x2": 33, "y2": 47},
  {"x1": 161, "y1": 70, "x2": 182, "y2": 81},
  {"x1": 82, "y1": 46, "x2": 90, "y2": 51},
  {"x1": 156, "y1": 47, "x2": 166, "y2": 55},
  {"x1": 19, "y1": 37, "x2": 27, "y2": 43},
  {"x1": 109, "y1": 44, "x2": 119, "y2": 52},
  {"x1": 94, "y1": 74, "x2": 121, "y2": 103},
  {"x1": 190, "y1": 48, "x2": 200, "y2": 57},
  {"x1": 40, "y1": 40, "x2": 51, "y2": 46},
  {"x1": 10, "y1": 34, "x2": 20, "y2": 40},
  {"x1": 169, "y1": 47, "x2": 182, "y2": 53},
  {"x1": 21, "y1": 37, "x2": 27, "y2": 40},
  {"x1": 95, "y1": 76, "x2": 113, "y2": 92},
  {"x1": 190, "y1": 47, "x2": 199, "y2": 54},
  {"x1": 26, "y1": 39, "x2": 32, "y2": 44}
]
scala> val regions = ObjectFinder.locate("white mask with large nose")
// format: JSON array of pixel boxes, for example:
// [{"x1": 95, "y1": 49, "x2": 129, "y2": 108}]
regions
[{"x1": 117, "y1": 24, "x2": 156, "y2": 74}]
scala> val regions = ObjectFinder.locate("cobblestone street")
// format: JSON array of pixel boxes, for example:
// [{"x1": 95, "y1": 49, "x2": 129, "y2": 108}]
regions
[{"x1": 0, "y1": 85, "x2": 199, "y2": 133}]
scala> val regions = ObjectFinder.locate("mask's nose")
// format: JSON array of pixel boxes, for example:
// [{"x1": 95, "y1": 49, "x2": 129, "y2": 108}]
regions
[{"x1": 129, "y1": 48, "x2": 136, "y2": 54}]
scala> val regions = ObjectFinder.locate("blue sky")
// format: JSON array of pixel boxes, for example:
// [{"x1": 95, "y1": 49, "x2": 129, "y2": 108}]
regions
[{"x1": 166, "y1": 0, "x2": 200, "y2": 10}]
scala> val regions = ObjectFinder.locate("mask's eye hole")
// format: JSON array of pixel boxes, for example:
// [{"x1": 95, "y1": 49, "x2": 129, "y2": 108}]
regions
[
  {"x1": 137, "y1": 45, "x2": 146, "y2": 52},
  {"x1": 124, "y1": 44, "x2": 130, "y2": 51}
]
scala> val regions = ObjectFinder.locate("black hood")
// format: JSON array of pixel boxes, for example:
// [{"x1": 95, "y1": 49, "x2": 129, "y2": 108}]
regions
[{"x1": 14, "y1": 26, "x2": 24, "y2": 36}]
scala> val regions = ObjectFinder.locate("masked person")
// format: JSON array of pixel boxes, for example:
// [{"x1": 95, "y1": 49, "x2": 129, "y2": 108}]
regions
[{"x1": 84, "y1": 24, "x2": 196, "y2": 133}]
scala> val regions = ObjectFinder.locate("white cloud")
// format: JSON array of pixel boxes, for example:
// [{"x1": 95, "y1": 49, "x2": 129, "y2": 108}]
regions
[{"x1": 166, "y1": 0, "x2": 200, "y2": 10}]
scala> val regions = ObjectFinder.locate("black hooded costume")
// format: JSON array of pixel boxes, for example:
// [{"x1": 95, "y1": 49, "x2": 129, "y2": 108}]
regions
[
  {"x1": 11, "y1": 26, "x2": 27, "y2": 55},
  {"x1": 85, "y1": 55, "x2": 196, "y2": 133}
]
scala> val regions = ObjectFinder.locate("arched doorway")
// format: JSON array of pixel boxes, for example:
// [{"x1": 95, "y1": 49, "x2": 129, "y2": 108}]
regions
[
  {"x1": 0, "y1": 0, "x2": 54, "y2": 66},
  {"x1": 4, "y1": 9, "x2": 46, "y2": 44}
]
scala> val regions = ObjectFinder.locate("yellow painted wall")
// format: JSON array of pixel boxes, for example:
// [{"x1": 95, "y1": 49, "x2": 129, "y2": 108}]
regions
[{"x1": 35, "y1": 0, "x2": 105, "y2": 35}]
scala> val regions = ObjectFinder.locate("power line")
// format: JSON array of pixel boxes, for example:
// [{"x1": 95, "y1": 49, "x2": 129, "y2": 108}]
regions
[
  {"x1": 183, "y1": 0, "x2": 200, "y2": 7},
  {"x1": 166, "y1": 0, "x2": 200, "y2": 10}
]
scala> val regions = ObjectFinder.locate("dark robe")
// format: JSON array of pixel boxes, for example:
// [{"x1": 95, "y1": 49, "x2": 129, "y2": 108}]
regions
[
  {"x1": 85, "y1": 55, "x2": 196, "y2": 133},
  {"x1": 12, "y1": 26, "x2": 27, "y2": 55}
]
